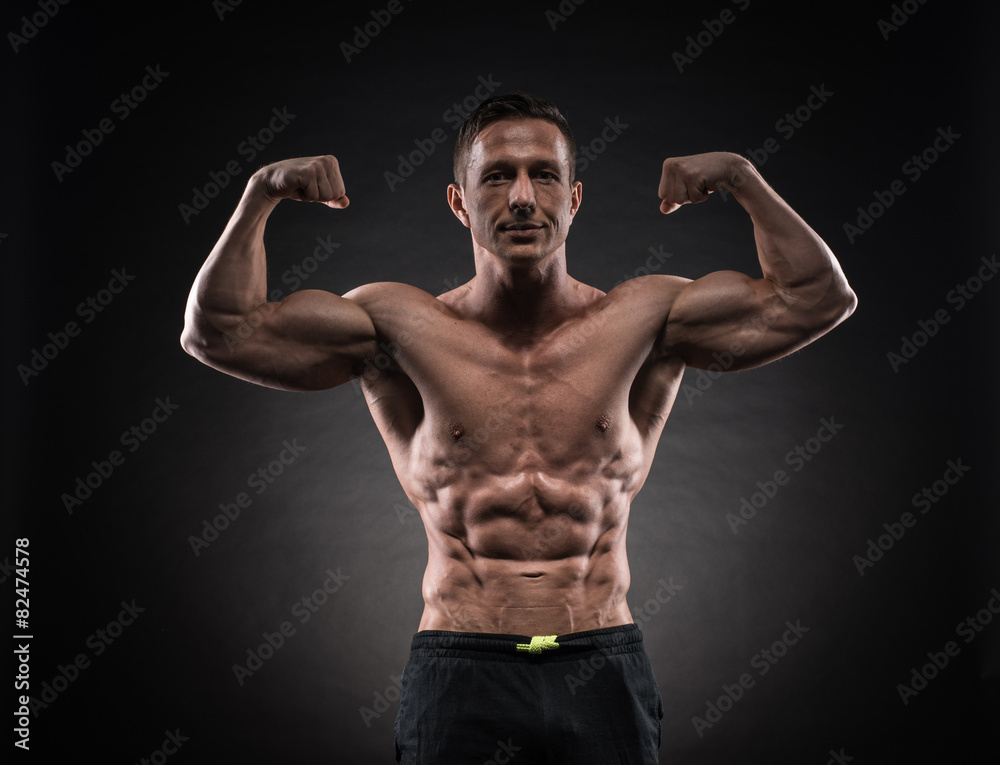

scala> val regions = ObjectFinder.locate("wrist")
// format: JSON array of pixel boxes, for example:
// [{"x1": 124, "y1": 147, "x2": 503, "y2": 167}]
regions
[
  {"x1": 242, "y1": 172, "x2": 282, "y2": 211},
  {"x1": 723, "y1": 155, "x2": 764, "y2": 198}
]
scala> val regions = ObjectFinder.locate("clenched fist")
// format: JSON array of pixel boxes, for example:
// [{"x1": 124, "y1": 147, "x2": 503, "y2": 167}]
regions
[
  {"x1": 657, "y1": 151, "x2": 754, "y2": 214},
  {"x1": 252, "y1": 155, "x2": 349, "y2": 208}
]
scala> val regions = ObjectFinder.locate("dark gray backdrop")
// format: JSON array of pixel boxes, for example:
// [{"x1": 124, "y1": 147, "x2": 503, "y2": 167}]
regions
[{"x1": 6, "y1": 1, "x2": 997, "y2": 762}]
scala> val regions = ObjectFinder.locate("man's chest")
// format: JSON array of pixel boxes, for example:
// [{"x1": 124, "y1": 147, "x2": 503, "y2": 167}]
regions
[{"x1": 361, "y1": 303, "x2": 676, "y2": 471}]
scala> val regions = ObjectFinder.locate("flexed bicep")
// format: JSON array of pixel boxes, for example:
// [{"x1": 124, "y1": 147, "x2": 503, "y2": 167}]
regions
[
  {"x1": 181, "y1": 155, "x2": 375, "y2": 391},
  {"x1": 654, "y1": 152, "x2": 856, "y2": 369},
  {"x1": 188, "y1": 287, "x2": 379, "y2": 391},
  {"x1": 660, "y1": 270, "x2": 812, "y2": 371}
]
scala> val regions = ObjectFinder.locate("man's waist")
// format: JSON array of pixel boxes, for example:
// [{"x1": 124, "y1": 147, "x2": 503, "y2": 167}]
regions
[{"x1": 408, "y1": 623, "x2": 644, "y2": 660}]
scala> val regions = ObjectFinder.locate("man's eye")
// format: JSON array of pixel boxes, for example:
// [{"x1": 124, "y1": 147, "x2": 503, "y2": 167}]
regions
[
  {"x1": 486, "y1": 172, "x2": 504, "y2": 182},
  {"x1": 538, "y1": 172, "x2": 556, "y2": 180}
]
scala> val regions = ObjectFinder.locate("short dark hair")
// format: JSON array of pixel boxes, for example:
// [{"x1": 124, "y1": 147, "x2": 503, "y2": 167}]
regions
[{"x1": 453, "y1": 91, "x2": 577, "y2": 187}]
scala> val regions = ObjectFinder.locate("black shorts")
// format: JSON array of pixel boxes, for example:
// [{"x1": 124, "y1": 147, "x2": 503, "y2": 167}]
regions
[{"x1": 393, "y1": 624, "x2": 663, "y2": 764}]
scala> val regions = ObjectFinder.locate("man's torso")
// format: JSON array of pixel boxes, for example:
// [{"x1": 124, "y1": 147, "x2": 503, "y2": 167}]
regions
[{"x1": 346, "y1": 274, "x2": 686, "y2": 635}]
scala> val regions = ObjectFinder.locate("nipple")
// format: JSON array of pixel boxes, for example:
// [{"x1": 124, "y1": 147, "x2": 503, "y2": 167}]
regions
[{"x1": 595, "y1": 416, "x2": 610, "y2": 434}]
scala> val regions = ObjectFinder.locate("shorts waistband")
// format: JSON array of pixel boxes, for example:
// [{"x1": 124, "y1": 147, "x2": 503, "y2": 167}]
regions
[{"x1": 409, "y1": 623, "x2": 644, "y2": 659}]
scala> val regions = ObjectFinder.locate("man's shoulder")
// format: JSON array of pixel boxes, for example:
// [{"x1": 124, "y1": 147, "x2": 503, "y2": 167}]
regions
[
  {"x1": 343, "y1": 280, "x2": 447, "y2": 305},
  {"x1": 601, "y1": 273, "x2": 691, "y2": 309},
  {"x1": 342, "y1": 281, "x2": 462, "y2": 322}
]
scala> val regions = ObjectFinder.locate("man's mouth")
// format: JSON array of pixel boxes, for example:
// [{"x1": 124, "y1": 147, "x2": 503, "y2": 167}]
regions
[{"x1": 503, "y1": 222, "x2": 544, "y2": 239}]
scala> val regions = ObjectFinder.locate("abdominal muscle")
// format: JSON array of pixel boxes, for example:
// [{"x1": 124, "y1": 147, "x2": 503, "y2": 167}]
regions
[{"x1": 412, "y1": 468, "x2": 636, "y2": 636}]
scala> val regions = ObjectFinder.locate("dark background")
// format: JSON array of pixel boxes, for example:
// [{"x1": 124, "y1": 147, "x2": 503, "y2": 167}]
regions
[{"x1": 5, "y1": 1, "x2": 997, "y2": 762}]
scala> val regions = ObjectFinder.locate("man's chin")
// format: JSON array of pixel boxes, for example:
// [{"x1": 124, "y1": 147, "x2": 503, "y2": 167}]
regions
[
  {"x1": 494, "y1": 234, "x2": 556, "y2": 259},
  {"x1": 494, "y1": 245, "x2": 550, "y2": 266}
]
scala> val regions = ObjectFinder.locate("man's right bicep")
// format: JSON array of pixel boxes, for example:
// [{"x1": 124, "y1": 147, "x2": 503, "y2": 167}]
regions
[{"x1": 191, "y1": 289, "x2": 378, "y2": 392}]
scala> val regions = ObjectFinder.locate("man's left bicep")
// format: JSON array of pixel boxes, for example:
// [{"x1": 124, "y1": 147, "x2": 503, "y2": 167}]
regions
[{"x1": 659, "y1": 270, "x2": 819, "y2": 371}]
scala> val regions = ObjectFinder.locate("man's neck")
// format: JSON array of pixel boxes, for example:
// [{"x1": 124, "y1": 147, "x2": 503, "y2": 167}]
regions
[{"x1": 467, "y1": 247, "x2": 579, "y2": 340}]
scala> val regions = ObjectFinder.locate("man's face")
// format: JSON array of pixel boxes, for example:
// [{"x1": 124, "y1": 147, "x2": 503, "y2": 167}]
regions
[{"x1": 448, "y1": 118, "x2": 582, "y2": 266}]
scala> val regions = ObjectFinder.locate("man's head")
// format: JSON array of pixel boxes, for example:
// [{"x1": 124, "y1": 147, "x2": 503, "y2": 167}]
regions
[
  {"x1": 453, "y1": 92, "x2": 577, "y2": 189},
  {"x1": 448, "y1": 92, "x2": 582, "y2": 269}
]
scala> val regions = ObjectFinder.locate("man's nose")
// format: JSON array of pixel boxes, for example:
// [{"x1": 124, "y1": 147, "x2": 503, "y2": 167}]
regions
[{"x1": 509, "y1": 173, "x2": 535, "y2": 210}]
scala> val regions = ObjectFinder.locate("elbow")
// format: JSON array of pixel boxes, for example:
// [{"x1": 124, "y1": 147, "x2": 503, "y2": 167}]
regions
[
  {"x1": 180, "y1": 297, "x2": 205, "y2": 359},
  {"x1": 180, "y1": 300, "x2": 229, "y2": 362},
  {"x1": 180, "y1": 315, "x2": 221, "y2": 363},
  {"x1": 845, "y1": 286, "x2": 859, "y2": 317},
  {"x1": 814, "y1": 265, "x2": 858, "y2": 322},
  {"x1": 180, "y1": 326, "x2": 206, "y2": 360},
  {"x1": 836, "y1": 284, "x2": 859, "y2": 321},
  {"x1": 820, "y1": 283, "x2": 858, "y2": 331},
  {"x1": 791, "y1": 279, "x2": 857, "y2": 336}
]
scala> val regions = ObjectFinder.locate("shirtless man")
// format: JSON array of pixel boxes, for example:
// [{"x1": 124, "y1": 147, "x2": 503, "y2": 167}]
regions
[{"x1": 181, "y1": 92, "x2": 856, "y2": 763}]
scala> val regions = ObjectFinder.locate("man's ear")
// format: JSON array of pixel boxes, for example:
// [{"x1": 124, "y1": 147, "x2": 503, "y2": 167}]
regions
[
  {"x1": 447, "y1": 183, "x2": 471, "y2": 228},
  {"x1": 570, "y1": 180, "x2": 582, "y2": 218}
]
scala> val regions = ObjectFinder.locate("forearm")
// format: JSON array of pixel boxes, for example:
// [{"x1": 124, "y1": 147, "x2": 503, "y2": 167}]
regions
[
  {"x1": 181, "y1": 173, "x2": 279, "y2": 355},
  {"x1": 728, "y1": 158, "x2": 856, "y2": 314}
]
